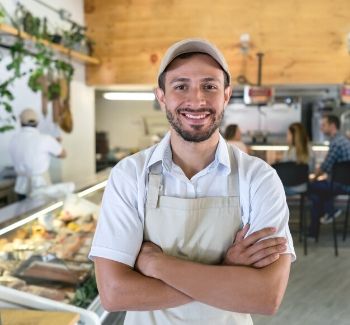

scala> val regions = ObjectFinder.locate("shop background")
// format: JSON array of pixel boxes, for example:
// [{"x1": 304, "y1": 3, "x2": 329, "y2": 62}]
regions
[{"x1": 0, "y1": 0, "x2": 95, "y2": 183}]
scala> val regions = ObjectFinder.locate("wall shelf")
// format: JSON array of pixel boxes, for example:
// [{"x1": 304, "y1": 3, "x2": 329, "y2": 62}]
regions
[{"x1": 0, "y1": 23, "x2": 100, "y2": 65}]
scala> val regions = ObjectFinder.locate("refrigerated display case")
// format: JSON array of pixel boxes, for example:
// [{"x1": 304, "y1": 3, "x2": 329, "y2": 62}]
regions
[{"x1": 0, "y1": 173, "x2": 122, "y2": 325}]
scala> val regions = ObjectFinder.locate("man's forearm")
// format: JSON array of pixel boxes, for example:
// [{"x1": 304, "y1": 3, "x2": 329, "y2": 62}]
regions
[
  {"x1": 95, "y1": 258, "x2": 192, "y2": 312},
  {"x1": 149, "y1": 254, "x2": 291, "y2": 315}
]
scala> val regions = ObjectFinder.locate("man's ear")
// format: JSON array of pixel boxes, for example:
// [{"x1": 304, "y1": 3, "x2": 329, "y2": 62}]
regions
[
  {"x1": 223, "y1": 86, "x2": 232, "y2": 108},
  {"x1": 155, "y1": 87, "x2": 166, "y2": 112}
]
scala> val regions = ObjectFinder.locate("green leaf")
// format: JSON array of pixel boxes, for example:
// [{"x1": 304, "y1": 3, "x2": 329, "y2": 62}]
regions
[
  {"x1": 1, "y1": 89, "x2": 14, "y2": 100},
  {"x1": 0, "y1": 125, "x2": 14, "y2": 133},
  {"x1": 28, "y1": 69, "x2": 44, "y2": 92},
  {"x1": 2, "y1": 102, "x2": 13, "y2": 113},
  {"x1": 48, "y1": 82, "x2": 61, "y2": 100}
]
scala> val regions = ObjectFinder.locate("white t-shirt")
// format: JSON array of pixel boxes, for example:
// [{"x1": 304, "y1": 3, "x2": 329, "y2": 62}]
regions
[
  {"x1": 9, "y1": 127, "x2": 62, "y2": 176},
  {"x1": 90, "y1": 132, "x2": 296, "y2": 266}
]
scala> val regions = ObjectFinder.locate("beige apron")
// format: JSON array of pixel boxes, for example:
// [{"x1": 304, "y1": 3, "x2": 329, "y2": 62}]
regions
[{"x1": 125, "y1": 145, "x2": 253, "y2": 324}]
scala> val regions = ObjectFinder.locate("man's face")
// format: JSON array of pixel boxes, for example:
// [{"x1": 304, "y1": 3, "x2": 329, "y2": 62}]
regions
[
  {"x1": 156, "y1": 54, "x2": 231, "y2": 142},
  {"x1": 320, "y1": 118, "x2": 332, "y2": 136}
]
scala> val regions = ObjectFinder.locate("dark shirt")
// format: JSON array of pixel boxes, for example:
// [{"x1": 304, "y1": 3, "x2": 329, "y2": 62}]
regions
[{"x1": 321, "y1": 133, "x2": 350, "y2": 174}]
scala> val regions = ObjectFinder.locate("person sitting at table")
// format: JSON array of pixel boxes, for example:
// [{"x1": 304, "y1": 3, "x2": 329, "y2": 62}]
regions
[
  {"x1": 309, "y1": 114, "x2": 350, "y2": 236},
  {"x1": 223, "y1": 124, "x2": 248, "y2": 153},
  {"x1": 282, "y1": 122, "x2": 315, "y2": 170},
  {"x1": 278, "y1": 122, "x2": 314, "y2": 196}
]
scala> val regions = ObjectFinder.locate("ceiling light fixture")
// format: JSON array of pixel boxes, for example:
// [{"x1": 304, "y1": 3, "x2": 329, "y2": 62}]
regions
[{"x1": 103, "y1": 92, "x2": 156, "y2": 101}]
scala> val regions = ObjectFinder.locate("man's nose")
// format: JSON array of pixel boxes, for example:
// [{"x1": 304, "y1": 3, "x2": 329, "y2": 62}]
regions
[{"x1": 185, "y1": 88, "x2": 207, "y2": 107}]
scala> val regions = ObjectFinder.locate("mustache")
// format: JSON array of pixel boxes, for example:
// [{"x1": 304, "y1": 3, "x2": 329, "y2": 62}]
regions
[{"x1": 176, "y1": 108, "x2": 215, "y2": 114}]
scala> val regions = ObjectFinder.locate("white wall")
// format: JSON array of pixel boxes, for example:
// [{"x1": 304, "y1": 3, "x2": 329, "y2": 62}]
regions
[
  {"x1": 96, "y1": 93, "x2": 168, "y2": 150},
  {"x1": 223, "y1": 102, "x2": 301, "y2": 136},
  {"x1": 0, "y1": 0, "x2": 95, "y2": 182}
]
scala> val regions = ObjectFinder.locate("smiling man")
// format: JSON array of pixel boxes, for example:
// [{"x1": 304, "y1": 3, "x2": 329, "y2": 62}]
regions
[{"x1": 90, "y1": 39, "x2": 295, "y2": 324}]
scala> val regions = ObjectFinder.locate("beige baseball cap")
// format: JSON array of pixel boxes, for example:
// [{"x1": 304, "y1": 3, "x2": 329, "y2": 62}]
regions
[
  {"x1": 157, "y1": 38, "x2": 231, "y2": 85},
  {"x1": 20, "y1": 108, "x2": 38, "y2": 124}
]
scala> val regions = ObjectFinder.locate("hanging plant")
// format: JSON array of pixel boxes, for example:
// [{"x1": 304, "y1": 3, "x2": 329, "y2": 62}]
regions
[
  {"x1": 28, "y1": 69, "x2": 45, "y2": 92},
  {"x1": 0, "y1": 38, "x2": 26, "y2": 132},
  {"x1": 6, "y1": 39, "x2": 26, "y2": 77},
  {"x1": 0, "y1": 79, "x2": 15, "y2": 132},
  {"x1": 0, "y1": 2, "x2": 98, "y2": 133}
]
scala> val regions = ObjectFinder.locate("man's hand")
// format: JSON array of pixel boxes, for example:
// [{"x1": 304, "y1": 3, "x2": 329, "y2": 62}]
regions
[
  {"x1": 223, "y1": 224, "x2": 287, "y2": 268},
  {"x1": 135, "y1": 241, "x2": 163, "y2": 278}
]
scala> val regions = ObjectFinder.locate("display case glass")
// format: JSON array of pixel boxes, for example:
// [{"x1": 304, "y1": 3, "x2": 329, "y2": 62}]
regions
[{"x1": 0, "y1": 179, "x2": 109, "y2": 325}]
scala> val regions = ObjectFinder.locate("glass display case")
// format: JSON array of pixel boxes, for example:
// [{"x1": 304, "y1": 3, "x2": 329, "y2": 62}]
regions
[{"x1": 0, "y1": 177, "x2": 116, "y2": 325}]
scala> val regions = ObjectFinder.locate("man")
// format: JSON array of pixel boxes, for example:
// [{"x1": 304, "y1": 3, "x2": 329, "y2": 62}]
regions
[
  {"x1": 9, "y1": 108, "x2": 66, "y2": 200},
  {"x1": 90, "y1": 38, "x2": 295, "y2": 324},
  {"x1": 309, "y1": 114, "x2": 350, "y2": 235}
]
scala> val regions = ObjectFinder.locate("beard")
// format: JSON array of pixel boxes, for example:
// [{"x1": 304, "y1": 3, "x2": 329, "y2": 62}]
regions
[{"x1": 165, "y1": 107, "x2": 224, "y2": 143}]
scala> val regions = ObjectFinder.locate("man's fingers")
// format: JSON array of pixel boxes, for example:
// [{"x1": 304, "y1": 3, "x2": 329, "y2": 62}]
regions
[
  {"x1": 246, "y1": 237, "x2": 287, "y2": 255},
  {"x1": 241, "y1": 227, "x2": 277, "y2": 248},
  {"x1": 253, "y1": 254, "x2": 280, "y2": 268},
  {"x1": 235, "y1": 224, "x2": 250, "y2": 242},
  {"x1": 249, "y1": 243, "x2": 287, "y2": 263}
]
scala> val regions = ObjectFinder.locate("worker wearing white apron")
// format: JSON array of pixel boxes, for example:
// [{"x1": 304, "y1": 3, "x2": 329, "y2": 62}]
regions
[
  {"x1": 90, "y1": 38, "x2": 295, "y2": 323},
  {"x1": 9, "y1": 108, "x2": 66, "y2": 199}
]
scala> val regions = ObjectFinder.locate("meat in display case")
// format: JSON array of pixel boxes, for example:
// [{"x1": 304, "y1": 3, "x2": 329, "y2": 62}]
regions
[{"x1": 0, "y1": 180, "x2": 114, "y2": 324}]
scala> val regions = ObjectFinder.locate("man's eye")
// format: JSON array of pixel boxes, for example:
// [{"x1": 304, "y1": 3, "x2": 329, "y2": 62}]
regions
[
  {"x1": 204, "y1": 84, "x2": 217, "y2": 90},
  {"x1": 174, "y1": 84, "x2": 186, "y2": 90}
]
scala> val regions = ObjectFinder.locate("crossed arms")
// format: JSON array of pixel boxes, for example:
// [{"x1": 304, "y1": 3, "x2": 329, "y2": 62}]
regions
[{"x1": 94, "y1": 225, "x2": 291, "y2": 315}]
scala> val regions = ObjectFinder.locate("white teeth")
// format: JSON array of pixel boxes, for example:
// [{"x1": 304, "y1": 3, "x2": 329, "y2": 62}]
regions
[{"x1": 184, "y1": 114, "x2": 207, "y2": 119}]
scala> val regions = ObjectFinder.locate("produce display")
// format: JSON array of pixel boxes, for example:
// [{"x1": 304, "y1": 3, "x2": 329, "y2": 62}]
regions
[{"x1": 0, "y1": 201, "x2": 98, "y2": 307}]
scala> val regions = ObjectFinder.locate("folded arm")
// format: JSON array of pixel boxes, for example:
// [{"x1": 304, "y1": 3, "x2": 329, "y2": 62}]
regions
[
  {"x1": 95, "y1": 226, "x2": 290, "y2": 314},
  {"x1": 142, "y1": 250, "x2": 291, "y2": 315},
  {"x1": 94, "y1": 257, "x2": 192, "y2": 312}
]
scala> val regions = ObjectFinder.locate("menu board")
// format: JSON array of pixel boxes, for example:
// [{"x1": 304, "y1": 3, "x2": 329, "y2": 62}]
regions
[{"x1": 244, "y1": 85, "x2": 274, "y2": 105}]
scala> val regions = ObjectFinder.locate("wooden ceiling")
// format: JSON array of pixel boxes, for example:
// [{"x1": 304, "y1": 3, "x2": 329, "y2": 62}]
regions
[{"x1": 84, "y1": 0, "x2": 350, "y2": 86}]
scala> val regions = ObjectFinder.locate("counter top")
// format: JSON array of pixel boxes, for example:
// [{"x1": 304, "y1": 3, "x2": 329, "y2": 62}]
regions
[
  {"x1": 0, "y1": 169, "x2": 111, "y2": 232},
  {"x1": 0, "y1": 309, "x2": 79, "y2": 325},
  {"x1": 249, "y1": 144, "x2": 329, "y2": 151}
]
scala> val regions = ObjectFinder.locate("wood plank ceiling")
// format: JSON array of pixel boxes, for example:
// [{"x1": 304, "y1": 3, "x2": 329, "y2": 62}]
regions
[{"x1": 84, "y1": 0, "x2": 350, "y2": 86}]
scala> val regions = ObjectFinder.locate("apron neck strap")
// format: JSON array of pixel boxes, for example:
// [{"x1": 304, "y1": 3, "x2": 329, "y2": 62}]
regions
[
  {"x1": 147, "y1": 162, "x2": 163, "y2": 208},
  {"x1": 226, "y1": 143, "x2": 240, "y2": 197}
]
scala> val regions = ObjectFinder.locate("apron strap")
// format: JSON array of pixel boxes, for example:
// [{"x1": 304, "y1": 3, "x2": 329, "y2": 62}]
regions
[
  {"x1": 146, "y1": 144, "x2": 240, "y2": 208},
  {"x1": 226, "y1": 143, "x2": 240, "y2": 197},
  {"x1": 146, "y1": 162, "x2": 163, "y2": 209}
]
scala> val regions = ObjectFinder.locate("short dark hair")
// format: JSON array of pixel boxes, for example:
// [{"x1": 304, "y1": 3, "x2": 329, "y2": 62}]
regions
[
  {"x1": 21, "y1": 121, "x2": 38, "y2": 128},
  {"x1": 158, "y1": 52, "x2": 230, "y2": 91},
  {"x1": 323, "y1": 114, "x2": 340, "y2": 130}
]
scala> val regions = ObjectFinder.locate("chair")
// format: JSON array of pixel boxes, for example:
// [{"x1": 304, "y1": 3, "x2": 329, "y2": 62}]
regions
[
  {"x1": 331, "y1": 161, "x2": 350, "y2": 244},
  {"x1": 271, "y1": 161, "x2": 309, "y2": 255},
  {"x1": 313, "y1": 161, "x2": 350, "y2": 257}
]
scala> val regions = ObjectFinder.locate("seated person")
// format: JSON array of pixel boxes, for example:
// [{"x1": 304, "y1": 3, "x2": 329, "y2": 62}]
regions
[
  {"x1": 279, "y1": 122, "x2": 314, "y2": 195},
  {"x1": 282, "y1": 122, "x2": 315, "y2": 169},
  {"x1": 223, "y1": 124, "x2": 249, "y2": 153},
  {"x1": 309, "y1": 114, "x2": 350, "y2": 235}
]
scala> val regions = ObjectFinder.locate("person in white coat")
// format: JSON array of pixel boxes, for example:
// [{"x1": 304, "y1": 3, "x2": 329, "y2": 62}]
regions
[
  {"x1": 90, "y1": 38, "x2": 294, "y2": 324},
  {"x1": 9, "y1": 108, "x2": 66, "y2": 200}
]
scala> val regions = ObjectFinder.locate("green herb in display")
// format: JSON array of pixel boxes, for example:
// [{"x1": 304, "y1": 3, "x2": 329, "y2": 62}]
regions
[{"x1": 71, "y1": 274, "x2": 98, "y2": 308}]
